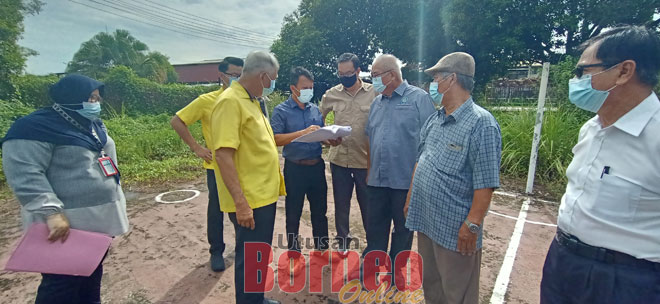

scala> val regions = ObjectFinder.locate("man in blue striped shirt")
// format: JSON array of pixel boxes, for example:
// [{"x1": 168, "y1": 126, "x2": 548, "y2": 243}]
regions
[
  {"x1": 364, "y1": 54, "x2": 436, "y2": 269},
  {"x1": 404, "y1": 52, "x2": 502, "y2": 304}
]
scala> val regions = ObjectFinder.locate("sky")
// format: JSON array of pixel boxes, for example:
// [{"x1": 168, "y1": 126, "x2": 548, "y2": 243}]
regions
[{"x1": 20, "y1": 0, "x2": 301, "y2": 75}]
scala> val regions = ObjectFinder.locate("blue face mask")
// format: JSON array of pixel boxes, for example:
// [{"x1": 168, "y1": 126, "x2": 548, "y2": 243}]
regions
[
  {"x1": 568, "y1": 69, "x2": 617, "y2": 113},
  {"x1": 296, "y1": 88, "x2": 314, "y2": 104},
  {"x1": 229, "y1": 77, "x2": 239, "y2": 86},
  {"x1": 372, "y1": 76, "x2": 387, "y2": 93},
  {"x1": 262, "y1": 74, "x2": 276, "y2": 96},
  {"x1": 76, "y1": 102, "x2": 101, "y2": 120},
  {"x1": 429, "y1": 82, "x2": 443, "y2": 105},
  {"x1": 429, "y1": 75, "x2": 453, "y2": 106}
]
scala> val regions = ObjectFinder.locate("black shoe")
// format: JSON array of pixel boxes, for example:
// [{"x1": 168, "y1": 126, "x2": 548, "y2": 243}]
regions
[
  {"x1": 263, "y1": 299, "x2": 281, "y2": 304},
  {"x1": 210, "y1": 254, "x2": 226, "y2": 272}
]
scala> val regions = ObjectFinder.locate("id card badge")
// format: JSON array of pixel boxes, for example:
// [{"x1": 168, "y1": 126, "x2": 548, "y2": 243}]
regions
[{"x1": 98, "y1": 156, "x2": 118, "y2": 176}]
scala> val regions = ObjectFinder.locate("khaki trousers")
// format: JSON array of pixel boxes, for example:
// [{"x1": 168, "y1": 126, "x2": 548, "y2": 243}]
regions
[{"x1": 418, "y1": 232, "x2": 481, "y2": 304}]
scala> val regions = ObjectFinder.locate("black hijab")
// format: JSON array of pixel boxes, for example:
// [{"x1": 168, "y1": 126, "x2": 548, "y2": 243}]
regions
[{"x1": 2, "y1": 74, "x2": 108, "y2": 152}]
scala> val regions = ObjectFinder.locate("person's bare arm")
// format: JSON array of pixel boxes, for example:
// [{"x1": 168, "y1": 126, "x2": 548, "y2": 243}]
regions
[
  {"x1": 170, "y1": 115, "x2": 212, "y2": 162},
  {"x1": 215, "y1": 147, "x2": 254, "y2": 230},
  {"x1": 403, "y1": 163, "x2": 418, "y2": 217},
  {"x1": 457, "y1": 188, "x2": 494, "y2": 255},
  {"x1": 274, "y1": 125, "x2": 321, "y2": 146}
]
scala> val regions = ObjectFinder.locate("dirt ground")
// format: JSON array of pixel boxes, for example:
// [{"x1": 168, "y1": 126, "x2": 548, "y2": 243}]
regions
[{"x1": 0, "y1": 160, "x2": 559, "y2": 304}]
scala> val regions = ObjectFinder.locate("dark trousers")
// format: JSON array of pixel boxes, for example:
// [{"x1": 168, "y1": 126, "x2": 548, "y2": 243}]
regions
[
  {"x1": 284, "y1": 160, "x2": 329, "y2": 251},
  {"x1": 206, "y1": 169, "x2": 225, "y2": 256},
  {"x1": 330, "y1": 163, "x2": 369, "y2": 248},
  {"x1": 35, "y1": 257, "x2": 105, "y2": 304},
  {"x1": 541, "y1": 237, "x2": 660, "y2": 304},
  {"x1": 363, "y1": 186, "x2": 413, "y2": 264},
  {"x1": 229, "y1": 203, "x2": 277, "y2": 304}
]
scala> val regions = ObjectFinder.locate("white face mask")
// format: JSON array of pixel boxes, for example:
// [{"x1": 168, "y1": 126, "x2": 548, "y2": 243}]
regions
[{"x1": 295, "y1": 88, "x2": 314, "y2": 103}]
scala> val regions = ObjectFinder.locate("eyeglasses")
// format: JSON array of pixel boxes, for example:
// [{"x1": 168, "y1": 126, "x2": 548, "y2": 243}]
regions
[
  {"x1": 337, "y1": 70, "x2": 356, "y2": 78},
  {"x1": 88, "y1": 94, "x2": 103, "y2": 103},
  {"x1": 224, "y1": 72, "x2": 242, "y2": 78},
  {"x1": 371, "y1": 69, "x2": 392, "y2": 78},
  {"x1": 573, "y1": 63, "x2": 615, "y2": 78}
]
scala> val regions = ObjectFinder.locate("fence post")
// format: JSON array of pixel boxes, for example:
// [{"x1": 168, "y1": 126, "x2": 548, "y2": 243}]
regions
[{"x1": 525, "y1": 62, "x2": 550, "y2": 194}]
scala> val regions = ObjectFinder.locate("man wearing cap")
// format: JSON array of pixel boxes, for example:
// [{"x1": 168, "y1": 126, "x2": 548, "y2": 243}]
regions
[
  {"x1": 363, "y1": 54, "x2": 436, "y2": 266},
  {"x1": 404, "y1": 52, "x2": 501, "y2": 304},
  {"x1": 170, "y1": 56, "x2": 243, "y2": 272}
]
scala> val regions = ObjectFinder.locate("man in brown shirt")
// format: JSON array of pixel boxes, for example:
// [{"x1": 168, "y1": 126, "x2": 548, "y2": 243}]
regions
[{"x1": 320, "y1": 53, "x2": 377, "y2": 251}]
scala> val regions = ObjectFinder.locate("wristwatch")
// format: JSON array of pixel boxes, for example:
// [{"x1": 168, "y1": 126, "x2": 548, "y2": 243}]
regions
[{"x1": 464, "y1": 219, "x2": 481, "y2": 234}]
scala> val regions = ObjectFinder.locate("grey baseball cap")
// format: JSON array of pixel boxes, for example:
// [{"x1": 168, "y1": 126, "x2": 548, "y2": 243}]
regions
[{"x1": 424, "y1": 52, "x2": 475, "y2": 77}]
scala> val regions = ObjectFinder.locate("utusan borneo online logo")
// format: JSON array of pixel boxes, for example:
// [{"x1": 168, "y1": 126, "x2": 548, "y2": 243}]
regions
[{"x1": 244, "y1": 239, "x2": 425, "y2": 304}]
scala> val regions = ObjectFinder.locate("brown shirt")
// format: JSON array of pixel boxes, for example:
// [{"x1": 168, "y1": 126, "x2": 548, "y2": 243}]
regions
[{"x1": 320, "y1": 81, "x2": 377, "y2": 168}]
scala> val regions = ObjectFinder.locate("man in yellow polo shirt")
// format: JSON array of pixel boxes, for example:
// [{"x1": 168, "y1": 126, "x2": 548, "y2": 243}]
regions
[
  {"x1": 170, "y1": 57, "x2": 243, "y2": 272},
  {"x1": 211, "y1": 51, "x2": 284, "y2": 304}
]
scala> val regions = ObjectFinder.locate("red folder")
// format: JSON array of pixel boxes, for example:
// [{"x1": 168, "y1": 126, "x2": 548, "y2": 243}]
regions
[{"x1": 4, "y1": 223, "x2": 112, "y2": 276}]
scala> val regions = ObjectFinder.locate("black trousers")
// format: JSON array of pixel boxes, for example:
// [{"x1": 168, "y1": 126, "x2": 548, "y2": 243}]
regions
[
  {"x1": 206, "y1": 170, "x2": 225, "y2": 256},
  {"x1": 363, "y1": 186, "x2": 413, "y2": 264},
  {"x1": 35, "y1": 255, "x2": 105, "y2": 304},
  {"x1": 229, "y1": 203, "x2": 277, "y2": 304},
  {"x1": 284, "y1": 160, "x2": 329, "y2": 251},
  {"x1": 330, "y1": 163, "x2": 369, "y2": 248},
  {"x1": 541, "y1": 236, "x2": 660, "y2": 304}
]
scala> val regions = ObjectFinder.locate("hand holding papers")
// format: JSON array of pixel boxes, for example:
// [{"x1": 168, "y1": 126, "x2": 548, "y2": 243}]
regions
[
  {"x1": 4, "y1": 223, "x2": 112, "y2": 276},
  {"x1": 292, "y1": 125, "x2": 352, "y2": 143}
]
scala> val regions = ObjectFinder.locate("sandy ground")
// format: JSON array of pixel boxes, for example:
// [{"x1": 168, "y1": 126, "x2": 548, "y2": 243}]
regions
[{"x1": 0, "y1": 160, "x2": 558, "y2": 304}]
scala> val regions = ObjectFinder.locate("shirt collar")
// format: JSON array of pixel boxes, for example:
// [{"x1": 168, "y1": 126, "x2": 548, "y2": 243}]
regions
[
  {"x1": 230, "y1": 81, "x2": 254, "y2": 100},
  {"x1": 440, "y1": 97, "x2": 474, "y2": 122},
  {"x1": 609, "y1": 92, "x2": 660, "y2": 137},
  {"x1": 392, "y1": 80, "x2": 408, "y2": 97},
  {"x1": 285, "y1": 96, "x2": 309, "y2": 109},
  {"x1": 339, "y1": 79, "x2": 370, "y2": 92}
]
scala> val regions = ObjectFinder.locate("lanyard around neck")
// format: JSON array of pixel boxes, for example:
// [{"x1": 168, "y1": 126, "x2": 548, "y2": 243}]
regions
[{"x1": 52, "y1": 104, "x2": 106, "y2": 155}]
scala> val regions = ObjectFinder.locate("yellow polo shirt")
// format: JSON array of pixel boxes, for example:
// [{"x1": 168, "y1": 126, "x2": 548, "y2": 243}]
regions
[
  {"x1": 210, "y1": 81, "x2": 285, "y2": 212},
  {"x1": 175, "y1": 88, "x2": 224, "y2": 169}
]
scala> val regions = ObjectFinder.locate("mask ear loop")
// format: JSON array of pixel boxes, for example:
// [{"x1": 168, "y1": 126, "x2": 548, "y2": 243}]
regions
[{"x1": 590, "y1": 64, "x2": 620, "y2": 92}]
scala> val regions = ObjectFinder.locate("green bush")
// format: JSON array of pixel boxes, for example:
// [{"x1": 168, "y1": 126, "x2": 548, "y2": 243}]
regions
[
  {"x1": 12, "y1": 74, "x2": 58, "y2": 107},
  {"x1": 102, "y1": 66, "x2": 218, "y2": 115},
  {"x1": 0, "y1": 99, "x2": 36, "y2": 189}
]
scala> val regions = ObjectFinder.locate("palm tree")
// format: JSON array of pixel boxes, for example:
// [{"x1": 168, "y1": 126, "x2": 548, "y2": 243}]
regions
[{"x1": 66, "y1": 29, "x2": 177, "y2": 83}]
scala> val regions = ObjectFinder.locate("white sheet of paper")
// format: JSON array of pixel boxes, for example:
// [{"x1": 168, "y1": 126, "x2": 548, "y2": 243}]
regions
[{"x1": 292, "y1": 125, "x2": 352, "y2": 143}]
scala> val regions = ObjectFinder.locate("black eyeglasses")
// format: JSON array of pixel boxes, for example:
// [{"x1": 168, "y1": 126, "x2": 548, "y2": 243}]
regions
[{"x1": 573, "y1": 63, "x2": 615, "y2": 78}]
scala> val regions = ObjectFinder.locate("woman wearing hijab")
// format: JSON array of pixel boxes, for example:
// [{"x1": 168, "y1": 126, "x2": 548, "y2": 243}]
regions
[{"x1": 2, "y1": 74, "x2": 129, "y2": 304}]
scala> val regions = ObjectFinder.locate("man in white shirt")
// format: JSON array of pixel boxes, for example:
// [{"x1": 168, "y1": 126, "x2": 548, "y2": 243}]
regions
[{"x1": 540, "y1": 25, "x2": 660, "y2": 304}]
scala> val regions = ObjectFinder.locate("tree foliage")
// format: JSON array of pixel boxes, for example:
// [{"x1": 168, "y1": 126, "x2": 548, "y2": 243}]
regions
[
  {"x1": 0, "y1": 0, "x2": 44, "y2": 100},
  {"x1": 271, "y1": 0, "x2": 660, "y2": 92},
  {"x1": 66, "y1": 29, "x2": 178, "y2": 83}
]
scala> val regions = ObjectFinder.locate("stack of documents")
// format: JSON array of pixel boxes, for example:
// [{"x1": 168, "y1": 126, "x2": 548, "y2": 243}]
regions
[{"x1": 292, "y1": 125, "x2": 352, "y2": 143}]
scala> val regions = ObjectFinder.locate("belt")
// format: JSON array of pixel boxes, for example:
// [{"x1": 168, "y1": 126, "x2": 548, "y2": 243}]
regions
[
  {"x1": 287, "y1": 158, "x2": 322, "y2": 166},
  {"x1": 556, "y1": 229, "x2": 660, "y2": 271}
]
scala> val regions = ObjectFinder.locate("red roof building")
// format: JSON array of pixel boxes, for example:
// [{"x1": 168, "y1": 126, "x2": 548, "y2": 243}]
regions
[{"x1": 173, "y1": 59, "x2": 223, "y2": 84}]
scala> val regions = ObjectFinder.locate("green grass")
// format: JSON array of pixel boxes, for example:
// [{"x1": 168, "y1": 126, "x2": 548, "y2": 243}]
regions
[
  {"x1": 489, "y1": 104, "x2": 591, "y2": 194},
  {"x1": 104, "y1": 114, "x2": 205, "y2": 186}
]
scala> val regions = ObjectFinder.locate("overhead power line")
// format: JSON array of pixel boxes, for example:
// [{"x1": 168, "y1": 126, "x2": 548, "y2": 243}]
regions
[
  {"x1": 69, "y1": 0, "x2": 272, "y2": 49},
  {"x1": 136, "y1": 0, "x2": 276, "y2": 40},
  {"x1": 98, "y1": 0, "x2": 272, "y2": 45}
]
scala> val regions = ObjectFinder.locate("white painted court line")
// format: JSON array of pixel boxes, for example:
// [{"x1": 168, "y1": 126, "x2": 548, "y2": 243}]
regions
[
  {"x1": 490, "y1": 198, "x2": 531, "y2": 304},
  {"x1": 488, "y1": 210, "x2": 557, "y2": 227},
  {"x1": 494, "y1": 190, "x2": 559, "y2": 205}
]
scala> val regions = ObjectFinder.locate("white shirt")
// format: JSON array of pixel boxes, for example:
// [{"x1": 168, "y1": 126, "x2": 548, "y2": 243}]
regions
[{"x1": 558, "y1": 92, "x2": 660, "y2": 262}]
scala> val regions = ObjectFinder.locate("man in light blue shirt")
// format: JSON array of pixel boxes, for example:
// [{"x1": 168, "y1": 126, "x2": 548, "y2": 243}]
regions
[
  {"x1": 405, "y1": 52, "x2": 501, "y2": 304},
  {"x1": 271, "y1": 67, "x2": 336, "y2": 253},
  {"x1": 364, "y1": 54, "x2": 436, "y2": 268}
]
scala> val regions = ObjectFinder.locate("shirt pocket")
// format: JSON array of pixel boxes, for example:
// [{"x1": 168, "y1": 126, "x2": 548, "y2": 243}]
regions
[
  {"x1": 431, "y1": 141, "x2": 468, "y2": 175},
  {"x1": 592, "y1": 174, "x2": 641, "y2": 223}
]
